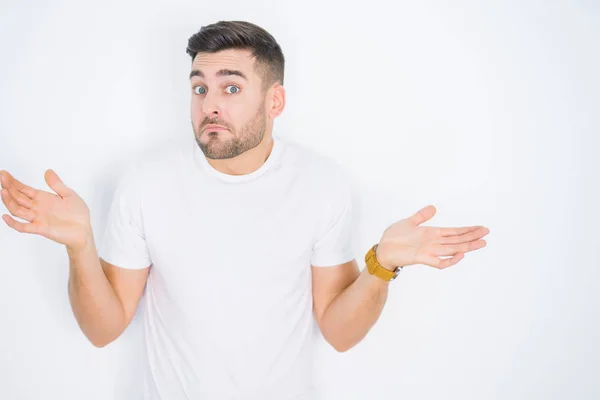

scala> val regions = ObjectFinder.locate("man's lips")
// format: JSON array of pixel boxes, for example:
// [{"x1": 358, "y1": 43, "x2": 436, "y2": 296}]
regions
[{"x1": 203, "y1": 124, "x2": 228, "y2": 132}]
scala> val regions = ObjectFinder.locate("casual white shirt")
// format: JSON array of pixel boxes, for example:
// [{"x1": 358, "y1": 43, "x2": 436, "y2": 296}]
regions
[{"x1": 99, "y1": 132, "x2": 356, "y2": 399}]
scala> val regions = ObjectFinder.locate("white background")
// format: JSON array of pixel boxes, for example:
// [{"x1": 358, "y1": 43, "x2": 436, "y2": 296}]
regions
[{"x1": 1, "y1": 1, "x2": 598, "y2": 399}]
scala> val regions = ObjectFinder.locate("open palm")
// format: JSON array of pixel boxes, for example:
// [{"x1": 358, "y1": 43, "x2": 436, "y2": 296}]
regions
[
  {"x1": 376, "y1": 205, "x2": 489, "y2": 269},
  {"x1": 0, "y1": 169, "x2": 92, "y2": 250}
]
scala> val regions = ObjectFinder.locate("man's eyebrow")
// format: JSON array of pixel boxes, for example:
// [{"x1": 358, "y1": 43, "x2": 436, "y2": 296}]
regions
[{"x1": 189, "y1": 69, "x2": 248, "y2": 81}]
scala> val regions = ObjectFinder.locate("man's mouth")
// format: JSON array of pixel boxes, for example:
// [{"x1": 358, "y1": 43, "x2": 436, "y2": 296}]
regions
[{"x1": 203, "y1": 124, "x2": 228, "y2": 132}]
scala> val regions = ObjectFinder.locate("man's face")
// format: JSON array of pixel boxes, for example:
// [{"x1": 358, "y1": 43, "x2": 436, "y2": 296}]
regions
[{"x1": 190, "y1": 48, "x2": 268, "y2": 160}]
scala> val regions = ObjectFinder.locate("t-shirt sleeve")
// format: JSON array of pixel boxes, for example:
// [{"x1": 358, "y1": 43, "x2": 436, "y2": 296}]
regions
[
  {"x1": 310, "y1": 166, "x2": 357, "y2": 267},
  {"x1": 98, "y1": 163, "x2": 152, "y2": 270}
]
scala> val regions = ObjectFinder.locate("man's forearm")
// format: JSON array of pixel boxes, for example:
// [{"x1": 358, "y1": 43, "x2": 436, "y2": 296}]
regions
[
  {"x1": 67, "y1": 233, "x2": 126, "y2": 347},
  {"x1": 319, "y1": 266, "x2": 391, "y2": 352}
]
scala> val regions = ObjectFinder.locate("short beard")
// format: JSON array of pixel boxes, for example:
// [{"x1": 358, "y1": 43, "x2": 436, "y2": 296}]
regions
[{"x1": 194, "y1": 98, "x2": 267, "y2": 160}]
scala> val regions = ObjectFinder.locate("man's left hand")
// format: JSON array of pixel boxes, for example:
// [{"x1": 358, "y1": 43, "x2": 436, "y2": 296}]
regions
[{"x1": 375, "y1": 205, "x2": 490, "y2": 270}]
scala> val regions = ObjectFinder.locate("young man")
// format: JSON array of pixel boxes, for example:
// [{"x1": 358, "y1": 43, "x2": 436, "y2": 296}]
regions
[{"x1": 0, "y1": 20, "x2": 489, "y2": 400}]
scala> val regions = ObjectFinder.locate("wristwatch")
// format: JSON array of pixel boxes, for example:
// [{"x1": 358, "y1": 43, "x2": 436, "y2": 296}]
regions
[{"x1": 365, "y1": 244, "x2": 402, "y2": 281}]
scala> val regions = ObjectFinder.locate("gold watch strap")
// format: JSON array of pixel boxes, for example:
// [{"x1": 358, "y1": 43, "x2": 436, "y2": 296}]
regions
[{"x1": 365, "y1": 244, "x2": 401, "y2": 281}]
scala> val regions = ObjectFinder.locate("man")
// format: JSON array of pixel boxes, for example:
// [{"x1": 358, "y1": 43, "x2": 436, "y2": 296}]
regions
[{"x1": 0, "y1": 20, "x2": 489, "y2": 400}]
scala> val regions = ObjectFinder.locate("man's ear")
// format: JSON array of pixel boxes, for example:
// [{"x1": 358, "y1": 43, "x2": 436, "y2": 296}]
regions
[{"x1": 267, "y1": 83, "x2": 286, "y2": 118}]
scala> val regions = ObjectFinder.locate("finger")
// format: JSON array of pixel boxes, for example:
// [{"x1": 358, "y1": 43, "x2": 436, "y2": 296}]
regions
[
  {"x1": 440, "y1": 227, "x2": 490, "y2": 245},
  {"x1": 44, "y1": 169, "x2": 72, "y2": 198},
  {"x1": 410, "y1": 205, "x2": 436, "y2": 226},
  {"x1": 1, "y1": 214, "x2": 38, "y2": 234},
  {"x1": 1, "y1": 189, "x2": 35, "y2": 221},
  {"x1": 2, "y1": 183, "x2": 34, "y2": 209},
  {"x1": 422, "y1": 253, "x2": 464, "y2": 269},
  {"x1": 434, "y1": 239, "x2": 487, "y2": 256},
  {"x1": 439, "y1": 225, "x2": 483, "y2": 237},
  {"x1": 0, "y1": 170, "x2": 39, "y2": 200}
]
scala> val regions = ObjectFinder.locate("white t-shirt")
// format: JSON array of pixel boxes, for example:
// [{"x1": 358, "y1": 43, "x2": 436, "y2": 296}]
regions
[{"x1": 99, "y1": 133, "x2": 357, "y2": 399}]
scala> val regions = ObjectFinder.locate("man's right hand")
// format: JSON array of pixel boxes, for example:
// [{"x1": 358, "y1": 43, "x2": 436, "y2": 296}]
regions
[{"x1": 0, "y1": 169, "x2": 93, "y2": 252}]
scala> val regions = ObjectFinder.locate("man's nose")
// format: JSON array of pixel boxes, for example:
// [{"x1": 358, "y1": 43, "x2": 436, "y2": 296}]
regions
[{"x1": 202, "y1": 91, "x2": 221, "y2": 116}]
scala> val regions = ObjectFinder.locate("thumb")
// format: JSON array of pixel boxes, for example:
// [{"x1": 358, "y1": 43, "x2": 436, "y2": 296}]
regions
[
  {"x1": 410, "y1": 204, "x2": 436, "y2": 226},
  {"x1": 44, "y1": 169, "x2": 72, "y2": 197}
]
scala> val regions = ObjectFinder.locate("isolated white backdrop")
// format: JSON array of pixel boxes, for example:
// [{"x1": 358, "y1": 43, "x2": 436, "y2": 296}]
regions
[{"x1": 0, "y1": 1, "x2": 598, "y2": 399}]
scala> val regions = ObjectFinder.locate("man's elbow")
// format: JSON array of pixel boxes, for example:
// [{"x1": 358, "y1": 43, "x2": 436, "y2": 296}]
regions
[
  {"x1": 86, "y1": 329, "x2": 123, "y2": 348},
  {"x1": 90, "y1": 337, "x2": 115, "y2": 348},
  {"x1": 334, "y1": 344, "x2": 351, "y2": 353},
  {"x1": 328, "y1": 337, "x2": 356, "y2": 353},
  {"x1": 320, "y1": 326, "x2": 358, "y2": 352},
  {"x1": 88, "y1": 335, "x2": 112, "y2": 348}
]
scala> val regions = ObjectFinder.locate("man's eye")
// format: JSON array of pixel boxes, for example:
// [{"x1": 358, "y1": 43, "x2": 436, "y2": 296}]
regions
[
  {"x1": 193, "y1": 86, "x2": 206, "y2": 95},
  {"x1": 225, "y1": 85, "x2": 240, "y2": 94}
]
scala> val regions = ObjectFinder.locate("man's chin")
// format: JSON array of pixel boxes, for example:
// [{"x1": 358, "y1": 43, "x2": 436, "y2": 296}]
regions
[{"x1": 199, "y1": 140, "x2": 240, "y2": 160}]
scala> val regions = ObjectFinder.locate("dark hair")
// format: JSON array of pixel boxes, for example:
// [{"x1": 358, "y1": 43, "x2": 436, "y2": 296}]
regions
[{"x1": 186, "y1": 21, "x2": 285, "y2": 92}]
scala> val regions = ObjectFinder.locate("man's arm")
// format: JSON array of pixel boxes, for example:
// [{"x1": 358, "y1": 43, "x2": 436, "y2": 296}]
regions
[
  {"x1": 0, "y1": 169, "x2": 149, "y2": 348},
  {"x1": 67, "y1": 231, "x2": 149, "y2": 348},
  {"x1": 312, "y1": 205, "x2": 490, "y2": 353},
  {"x1": 312, "y1": 258, "x2": 390, "y2": 353}
]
